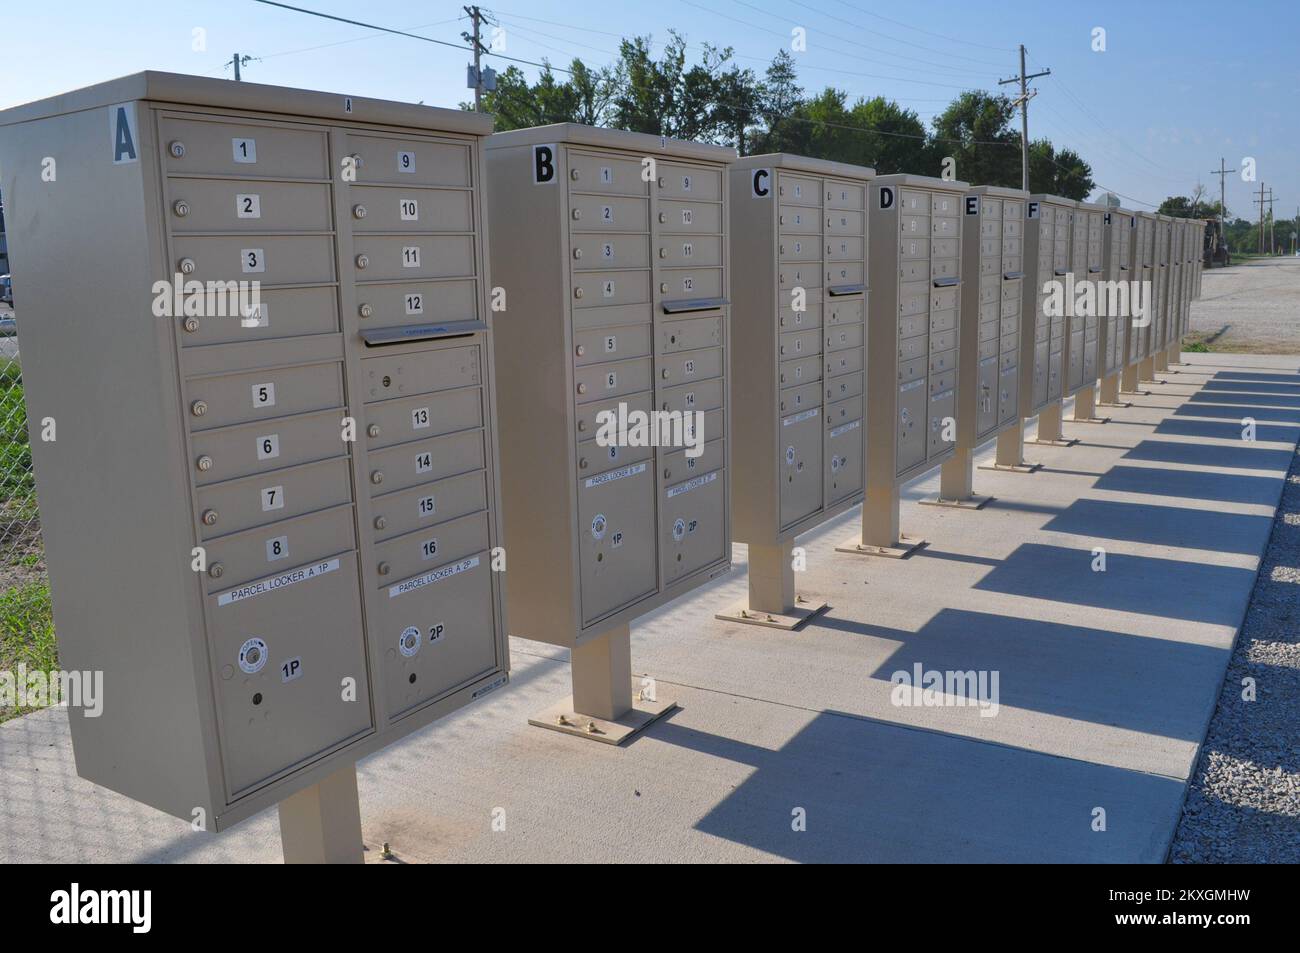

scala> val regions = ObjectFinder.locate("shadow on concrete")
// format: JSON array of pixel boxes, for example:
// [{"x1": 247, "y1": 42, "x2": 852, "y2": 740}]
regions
[
  {"x1": 972, "y1": 542, "x2": 1255, "y2": 626},
  {"x1": 1213, "y1": 371, "x2": 1300, "y2": 383},
  {"x1": 1174, "y1": 403, "x2": 1300, "y2": 422},
  {"x1": 1188, "y1": 392, "x2": 1300, "y2": 409},
  {"x1": 1042, "y1": 498, "x2": 1272, "y2": 555},
  {"x1": 1201, "y1": 380, "x2": 1300, "y2": 394},
  {"x1": 1122, "y1": 439, "x2": 1294, "y2": 471},
  {"x1": 686, "y1": 709, "x2": 1184, "y2": 862},
  {"x1": 1154, "y1": 418, "x2": 1300, "y2": 443},
  {"x1": 1094, "y1": 465, "x2": 1284, "y2": 506}
]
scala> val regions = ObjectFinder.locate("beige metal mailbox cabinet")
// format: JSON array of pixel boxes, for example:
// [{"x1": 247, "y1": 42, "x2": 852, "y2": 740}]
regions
[
  {"x1": 927, "y1": 185, "x2": 1027, "y2": 506},
  {"x1": 1121, "y1": 210, "x2": 1157, "y2": 395},
  {"x1": 1140, "y1": 213, "x2": 1173, "y2": 384},
  {"x1": 1097, "y1": 206, "x2": 1136, "y2": 408},
  {"x1": 837, "y1": 174, "x2": 967, "y2": 558},
  {"x1": 721, "y1": 154, "x2": 870, "y2": 628},
  {"x1": 1157, "y1": 218, "x2": 1183, "y2": 372},
  {"x1": 1066, "y1": 201, "x2": 1108, "y2": 423},
  {"x1": 486, "y1": 125, "x2": 733, "y2": 742},
  {"x1": 0, "y1": 73, "x2": 510, "y2": 845}
]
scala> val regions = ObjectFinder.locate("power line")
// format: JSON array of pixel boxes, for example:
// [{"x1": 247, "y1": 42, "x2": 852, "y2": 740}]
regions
[
  {"x1": 998, "y1": 44, "x2": 1050, "y2": 191},
  {"x1": 827, "y1": 0, "x2": 1017, "y2": 56}
]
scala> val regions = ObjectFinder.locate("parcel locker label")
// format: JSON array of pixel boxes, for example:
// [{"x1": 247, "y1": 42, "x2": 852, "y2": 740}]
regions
[
  {"x1": 666, "y1": 469, "x2": 718, "y2": 499},
  {"x1": 829, "y1": 419, "x2": 861, "y2": 439},
  {"x1": 216, "y1": 558, "x2": 341, "y2": 606},
  {"x1": 388, "y1": 555, "x2": 481, "y2": 598},
  {"x1": 584, "y1": 461, "x2": 647, "y2": 489}
]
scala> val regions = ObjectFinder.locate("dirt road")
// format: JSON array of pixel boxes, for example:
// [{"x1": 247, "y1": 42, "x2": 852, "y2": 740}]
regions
[{"x1": 1188, "y1": 256, "x2": 1300, "y2": 353}]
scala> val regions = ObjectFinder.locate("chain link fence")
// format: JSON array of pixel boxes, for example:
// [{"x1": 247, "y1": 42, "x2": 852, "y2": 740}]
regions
[{"x1": 1, "y1": 326, "x2": 57, "y2": 722}]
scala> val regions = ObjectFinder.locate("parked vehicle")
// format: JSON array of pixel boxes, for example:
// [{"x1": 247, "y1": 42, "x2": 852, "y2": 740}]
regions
[{"x1": 0, "y1": 273, "x2": 12, "y2": 304}]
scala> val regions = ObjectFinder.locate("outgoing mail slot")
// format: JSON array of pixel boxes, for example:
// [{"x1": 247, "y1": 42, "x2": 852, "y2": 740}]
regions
[
  {"x1": 192, "y1": 407, "x2": 347, "y2": 487},
  {"x1": 573, "y1": 270, "x2": 652, "y2": 309},
  {"x1": 366, "y1": 428, "x2": 485, "y2": 497},
  {"x1": 661, "y1": 315, "x2": 723, "y2": 352},
  {"x1": 575, "y1": 356, "x2": 653, "y2": 403},
  {"x1": 209, "y1": 550, "x2": 370, "y2": 796},
  {"x1": 372, "y1": 470, "x2": 487, "y2": 543},
  {"x1": 169, "y1": 179, "x2": 332, "y2": 232},
  {"x1": 573, "y1": 233, "x2": 651, "y2": 270},
  {"x1": 197, "y1": 456, "x2": 353, "y2": 540},
  {"x1": 362, "y1": 344, "x2": 481, "y2": 402},
  {"x1": 350, "y1": 186, "x2": 473, "y2": 233},
  {"x1": 180, "y1": 286, "x2": 338, "y2": 347},
  {"x1": 352, "y1": 235, "x2": 475, "y2": 281},
  {"x1": 162, "y1": 117, "x2": 329, "y2": 179},
  {"x1": 659, "y1": 164, "x2": 722, "y2": 201},
  {"x1": 779, "y1": 328, "x2": 823, "y2": 360},
  {"x1": 202, "y1": 503, "x2": 355, "y2": 594},
  {"x1": 376, "y1": 547, "x2": 498, "y2": 720},
  {"x1": 660, "y1": 200, "x2": 721, "y2": 234},
  {"x1": 570, "y1": 194, "x2": 648, "y2": 232},
  {"x1": 173, "y1": 235, "x2": 336, "y2": 286},
  {"x1": 188, "y1": 361, "x2": 343, "y2": 432},
  {"x1": 364, "y1": 385, "x2": 483, "y2": 448},
  {"x1": 373, "y1": 510, "x2": 488, "y2": 585},
  {"x1": 660, "y1": 234, "x2": 722, "y2": 268},
  {"x1": 661, "y1": 458, "x2": 726, "y2": 585},
  {"x1": 577, "y1": 461, "x2": 657, "y2": 625},
  {"x1": 354, "y1": 278, "x2": 478, "y2": 330},
  {"x1": 348, "y1": 134, "x2": 471, "y2": 187},
  {"x1": 575, "y1": 324, "x2": 652, "y2": 365},
  {"x1": 659, "y1": 346, "x2": 722, "y2": 386}
]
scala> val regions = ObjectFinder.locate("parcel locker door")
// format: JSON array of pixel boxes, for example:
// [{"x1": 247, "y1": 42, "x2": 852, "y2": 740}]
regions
[
  {"x1": 661, "y1": 459, "x2": 726, "y2": 586},
  {"x1": 998, "y1": 364, "x2": 1019, "y2": 428},
  {"x1": 896, "y1": 380, "x2": 926, "y2": 474},
  {"x1": 825, "y1": 414, "x2": 863, "y2": 505},
  {"x1": 779, "y1": 407, "x2": 823, "y2": 528},
  {"x1": 976, "y1": 356, "x2": 998, "y2": 437},
  {"x1": 577, "y1": 462, "x2": 657, "y2": 625},
  {"x1": 209, "y1": 551, "x2": 371, "y2": 797}
]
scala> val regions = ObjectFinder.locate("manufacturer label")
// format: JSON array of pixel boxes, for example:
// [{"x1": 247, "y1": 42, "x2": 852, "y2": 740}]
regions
[{"x1": 217, "y1": 558, "x2": 340, "y2": 607}]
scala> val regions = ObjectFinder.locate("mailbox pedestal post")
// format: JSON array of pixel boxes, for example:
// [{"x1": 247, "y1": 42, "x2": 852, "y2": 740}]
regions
[
  {"x1": 279, "y1": 763, "x2": 364, "y2": 865},
  {"x1": 717, "y1": 539, "x2": 827, "y2": 629}
]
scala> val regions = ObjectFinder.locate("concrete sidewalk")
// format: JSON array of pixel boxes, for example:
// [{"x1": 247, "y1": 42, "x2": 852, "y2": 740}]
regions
[{"x1": 2, "y1": 352, "x2": 1296, "y2": 863}]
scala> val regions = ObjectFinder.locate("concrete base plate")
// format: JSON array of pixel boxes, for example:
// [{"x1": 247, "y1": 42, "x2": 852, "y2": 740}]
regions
[
  {"x1": 1069, "y1": 415, "x2": 1111, "y2": 425},
  {"x1": 918, "y1": 494, "x2": 993, "y2": 510},
  {"x1": 528, "y1": 686, "x2": 678, "y2": 745},
  {"x1": 1142, "y1": 378, "x2": 1168, "y2": 386},
  {"x1": 977, "y1": 461, "x2": 1042, "y2": 474},
  {"x1": 1097, "y1": 400, "x2": 1132, "y2": 408},
  {"x1": 1025, "y1": 437, "x2": 1078, "y2": 447},
  {"x1": 836, "y1": 535, "x2": 926, "y2": 558},
  {"x1": 715, "y1": 599, "x2": 829, "y2": 631}
]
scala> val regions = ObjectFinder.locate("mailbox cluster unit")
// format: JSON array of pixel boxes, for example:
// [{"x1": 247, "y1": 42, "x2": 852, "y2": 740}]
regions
[
  {"x1": 1097, "y1": 206, "x2": 1136, "y2": 407},
  {"x1": 1121, "y1": 211, "x2": 1157, "y2": 393},
  {"x1": 485, "y1": 125, "x2": 734, "y2": 740},
  {"x1": 724, "y1": 154, "x2": 871, "y2": 627},
  {"x1": 843, "y1": 174, "x2": 968, "y2": 557},
  {"x1": 0, "y1": 73, "x2": 509, "y2": 830},
  {"x1": 933, "y1": 185, "x2": 1027, "y2": 503},
  {"x1": 1065, "y1": 201, "x2": 1107, "y2": 422}
]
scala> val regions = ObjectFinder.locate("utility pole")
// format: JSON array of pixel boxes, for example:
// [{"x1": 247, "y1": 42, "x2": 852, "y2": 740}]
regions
[
  {"x1": 226, "y1": 53, "x2": 254, "y2": 81},
  {"x1": 1252, "y1": 184, "x2": 1274, "y2": 255},
  {"x1": 1208, "y1": 157, "x2": 1230, "y2": 222},
  {"x1": 1000, "y1": 46, "x2": 1051, "y2": 192},
  {"x1": 462, "y1": 6, "x2": 495, "y2": 112}
]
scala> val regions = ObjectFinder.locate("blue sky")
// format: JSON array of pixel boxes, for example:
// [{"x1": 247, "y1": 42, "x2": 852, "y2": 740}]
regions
[{"x1": 3, "y1": 0, "x2": 1297, "y2": 218}]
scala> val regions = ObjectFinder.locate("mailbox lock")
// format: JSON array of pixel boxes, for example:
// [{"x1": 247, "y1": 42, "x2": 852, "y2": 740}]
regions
[
  {"x1": 576, "y1": 383, "x2": 587, "y2": 395},
  {"x1": 367, "y1": 423, "x2": 381, "y2": 438},
  {"x1": 659, "y1": 283, "x2": 668, "y2": 293},
  {"x1": 178, "y1": 257, "x2": 196, "y2": 275},
  {"x1": 657, "y1": 176, "x2": 666, "y2": 187},
  {"x1": 182, "y1": 317, "x2": 201, "y2": 333},
  {"x1": 374, "y1": 516, "x2": 387, "y2": 530},
  {"x1": 571, "y1": 208, "x2": 581, "y2": 221},
  {"x1": 168, "y1": 141, "x2": 186, "y2": 158},
  {"x1": 570, "y1": 168, "x2": 580, "y2": 181},
  {"x1": 577, "y1": 420, "x2": 586, "y2": 432},
  {"x1": 208, "y1": 562, "x2": 224, "y2": 579},
  {"x1": 172, "y1": 200, "x2": 190, "y2": 217},
  {"x1": 370, "y1": 470, "x2": 384, "y2": 485},
  {"x1": 358, "y1": 303, "x2": 373, "y2": 318},
  {"x1": 579, "y1": 457, "x2": 588, "y2": 469},
  {"x1": 196, "y1": 454, "x2": 213, "y2": 472},
  {"x1": 659, "y1": 248, "x2": 667, "y2": 259},
  {"x1": 353, "y1": 204, "x2": 367, "y2": 219},
  {"x1": 661, "y1": 369, "x2": 670, "y2": 379},
  {"x1": 658, "y1": 212, "x2": 667, "y2": 224},
  {"x1": 573, "y1": 287, "x2": 584, "y2": 299},
  {"x1": 378, "y1": 561, "x2": 391, "y2": 576},
  {"x1": 190, "y1": 400, "x2": 208, "y2": 417},
  {"x1": 573, "y1": 248, "x2": 582, "y2": 260},
  {"x1": 355, "y1": 254, "x2": 370, "y2": 270},
  {"x1": 575, "y1": 345, "x2": 585, "y2": 357},
  {"x1": 202, "y1": 509, "x2": 219, "y2": 526}
]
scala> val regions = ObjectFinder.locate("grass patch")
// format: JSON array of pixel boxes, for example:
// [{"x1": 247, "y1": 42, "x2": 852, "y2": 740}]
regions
[
  {"x1": 1183, "y1": 341, "x2": 1210, "y2": 353},
  {"x1": 0, "y1": 581, "x2": 57, "y2": 722}
]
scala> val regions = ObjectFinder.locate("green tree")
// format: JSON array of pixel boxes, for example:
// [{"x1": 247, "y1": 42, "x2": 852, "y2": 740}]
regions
[
  {"x1": 477, "y1": 61, "x2": 616, "y2": 130},
  {"x1": 610, "y1": 32, "x2": 742, "y2": 144},
  {"x1": 1028, "y1": 140, "x2": 1094, "y2": 199},
  {"x1": 928, "y1": 91, "x2": 1020, "y2": 186}
]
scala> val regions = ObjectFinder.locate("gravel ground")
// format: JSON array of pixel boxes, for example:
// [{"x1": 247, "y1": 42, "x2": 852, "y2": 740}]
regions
[
  {"x1": 1187, "y1": 256, "x2": 1300, "y2": 353},
  {"x1": 1170, "y1": 436, "x2": 1300, "y2": 862}
]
